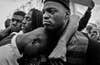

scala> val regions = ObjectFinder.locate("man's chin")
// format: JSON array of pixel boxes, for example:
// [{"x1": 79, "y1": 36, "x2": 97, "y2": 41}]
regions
[
  {"x1": 12, "y1": 28, "x2": 20, "y2": 32},
  {"x1": 44, "y1": 25, "x2": 54, "y2": 31}
]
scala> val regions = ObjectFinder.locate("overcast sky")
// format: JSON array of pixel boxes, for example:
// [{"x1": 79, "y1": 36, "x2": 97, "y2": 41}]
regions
[{"x1": 0, "y1": 0, "x2": 100, "y2": 29}]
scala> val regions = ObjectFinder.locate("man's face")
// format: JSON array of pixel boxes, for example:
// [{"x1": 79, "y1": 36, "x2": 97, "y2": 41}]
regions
[
  {"x1": 11, "y1": 15, "x2": 24, "y2": 32},
  {"x1": 43, "y1": 1, "x2": 69, "y2": 30},
  {"x1": 22, "y1": 11, "x2": 32, "y2": 33},
  {"x1": 86, "y1": 25, "x2": 93, "y2": 34},
  {"x1": 90, "y1": 29, "x2": 98, "y2": 40}
]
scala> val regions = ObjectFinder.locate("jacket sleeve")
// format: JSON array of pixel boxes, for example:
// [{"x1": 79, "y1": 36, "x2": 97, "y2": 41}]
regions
[
  {"x1": 78, "y1": 9, "x2": 91, "y2": 31},
  {"x1": 87, "y1": 39, "x2": 100, "y2": 65}
]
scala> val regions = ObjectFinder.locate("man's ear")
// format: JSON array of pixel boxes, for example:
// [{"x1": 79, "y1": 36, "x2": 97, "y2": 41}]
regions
[
  {"x1": 65, "y1": 11, "x2": 70, "y2": 19},
  {"x1": 64, "y1": 12, "x2": 70, "y2": 26}
]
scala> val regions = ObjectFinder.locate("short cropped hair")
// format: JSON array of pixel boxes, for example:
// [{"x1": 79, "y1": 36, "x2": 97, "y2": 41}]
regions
[
  {"x1": 29, "y1": 8, "x2": 43, "y2": 29},
  {"x1": 13, "y1": 11, "x2": 26, "y2": 17}
]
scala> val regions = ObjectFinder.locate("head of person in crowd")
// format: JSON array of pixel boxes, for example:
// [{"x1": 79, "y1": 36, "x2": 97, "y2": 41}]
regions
[
  {"x1": 97, "y1": 29, "x2": 100, "y2": 41},
  {"x1": 11, "y1": 10, "x2": 26, "y2": 32},
  {"x1": 43, "y1": 0, "x2": 70, "y2": 32},
  {"x1": 86, "y1": 25, "x2": 93, "y2": 34},
  {"x1": 4, "y1": 18, "x2": 11, "y2": 28},
  {"x1": 86, "y1": 23, "x2": 97, "y2": 34},
  {"x1": 22, "y1": 8, "x2": 43, "y2": 33},
  {"x1": 90, "y1": 28, "x2": 99, "y2": 40}
]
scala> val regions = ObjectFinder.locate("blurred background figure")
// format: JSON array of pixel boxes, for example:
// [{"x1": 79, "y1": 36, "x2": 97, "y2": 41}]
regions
[
  {"x1": 4, "y1": 18, "x2": 11, "y2": 28},
  {"x1": 85, "y1": 23, "x2": 97, "y2": 34},
  {"x1": 11, "y1": 10, "x2": 26, "y2": 32},
  {"x1": 0, "y1": 10, "x2": 26, "y2": 46},
  {"x1": 90, "y1": 28, "x2": 99, "y2": 40}
]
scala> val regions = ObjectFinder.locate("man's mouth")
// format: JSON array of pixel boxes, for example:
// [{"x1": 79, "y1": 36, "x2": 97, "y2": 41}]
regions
[{"x1": 43, "y1": 21, "x2": 51, "y2": 25}]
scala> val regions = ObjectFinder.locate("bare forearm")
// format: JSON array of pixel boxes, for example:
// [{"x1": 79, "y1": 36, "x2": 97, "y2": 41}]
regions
[
  {"x1": 49, "y1": 15, "x2": 80, "y2": 59},
  {"x1": 60, "y1": 15, "x2": 80, "y2": 44}
]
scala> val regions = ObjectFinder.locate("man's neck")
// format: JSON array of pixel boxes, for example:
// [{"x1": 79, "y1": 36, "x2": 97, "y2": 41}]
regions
[
  {"x1": 44, "y1": 25, "x2": 67, "y2": 55},
  {"x1": 45, "y1": 24, "x2": 67, "y2": 41}
]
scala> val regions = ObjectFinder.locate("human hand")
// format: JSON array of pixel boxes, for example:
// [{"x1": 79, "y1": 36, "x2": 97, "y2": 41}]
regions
[
  {"x1": 49, "y1": 40, "x2": 66, "y2": 61},
  {"x1": 88, "y1": 1, "x2": 95, "y2": 11}
]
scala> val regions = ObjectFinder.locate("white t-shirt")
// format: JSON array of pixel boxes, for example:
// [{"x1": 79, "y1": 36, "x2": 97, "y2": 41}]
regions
[{"x1": 0, "y1": 31, "x2": 23, "y2": 65}]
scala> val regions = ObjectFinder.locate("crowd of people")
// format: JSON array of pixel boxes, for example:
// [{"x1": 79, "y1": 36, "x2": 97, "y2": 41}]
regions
[{"x1": 0, "y1": 0, "x2": 100, "y2": 65}]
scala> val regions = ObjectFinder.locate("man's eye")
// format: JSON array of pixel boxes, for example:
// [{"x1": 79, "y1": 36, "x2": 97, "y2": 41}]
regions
[
  {"x1": 25, "y1": 17, "x2": 31, "y2": 21},
  {"x1": 46, "y1": 8, "x2": 57, "y2": 14},
  {"x1": 42, "y1": 9, "x2": 45, "y2": 14},
  {"x1": 49, "y1": 10, "x2": 54, "y2": 14},
  {"x1": 48, "y1": 9, "x2": 56, "y2": 14}
]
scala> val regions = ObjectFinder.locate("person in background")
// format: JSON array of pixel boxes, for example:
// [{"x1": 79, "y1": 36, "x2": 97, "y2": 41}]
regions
[
  {"x1": 0, "y1": 11, "x2": 26, "y2": 46},
  {"x1": 11, "y1": 11, "x2": 26, "y2": 32},
  {"x1": 85, "y1": 23, "x2": 97, "y2": 36},
  {"x1": 90, "y1": 28, "x2": 99, "y2": 41}
]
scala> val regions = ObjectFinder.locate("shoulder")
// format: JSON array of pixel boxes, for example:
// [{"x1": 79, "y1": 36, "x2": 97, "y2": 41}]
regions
[
  {"x1": 68, "y1": 31, "x2": 89, "y2": 53},
  {"x1": 86, "y1": 36, "x2": 100, "y2": 64},
  {"x1": 16, "y1": 27, "x2": 47, "y2": 44},
  {"x1": 24, "y1": 27, "x2": 45, "y2": 36},
  {"x1": 23, "y1": 27, "x2": 46, "y2": 39},
  {"x1": 70, "y1": 31, "x2": 89, "y2": 45},
  {"x1": 68, "y1": 31, "x2": 100, "y2": 64}
]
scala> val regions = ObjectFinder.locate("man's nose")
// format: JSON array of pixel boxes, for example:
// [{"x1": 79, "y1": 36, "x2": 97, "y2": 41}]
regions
[
  {"x1": 12, "y1": 21, "x2": 17, "y2": 26},
  {"x1": 22, "y1": 19, "x2": 26, "y2": 25},
  {"x1": 43, "y1": 12, "x2": 50, "y2": 20}
]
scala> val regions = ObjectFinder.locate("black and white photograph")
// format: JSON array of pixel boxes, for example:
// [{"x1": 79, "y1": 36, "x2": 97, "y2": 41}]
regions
[{"x1": 0, "y1": 0, "x2": 100, "y2": 65}]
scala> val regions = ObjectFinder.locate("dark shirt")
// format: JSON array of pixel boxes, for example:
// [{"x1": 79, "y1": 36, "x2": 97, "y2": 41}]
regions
[{"x1": 87, "y1": 38, "x2": 100, "y2": 65}]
